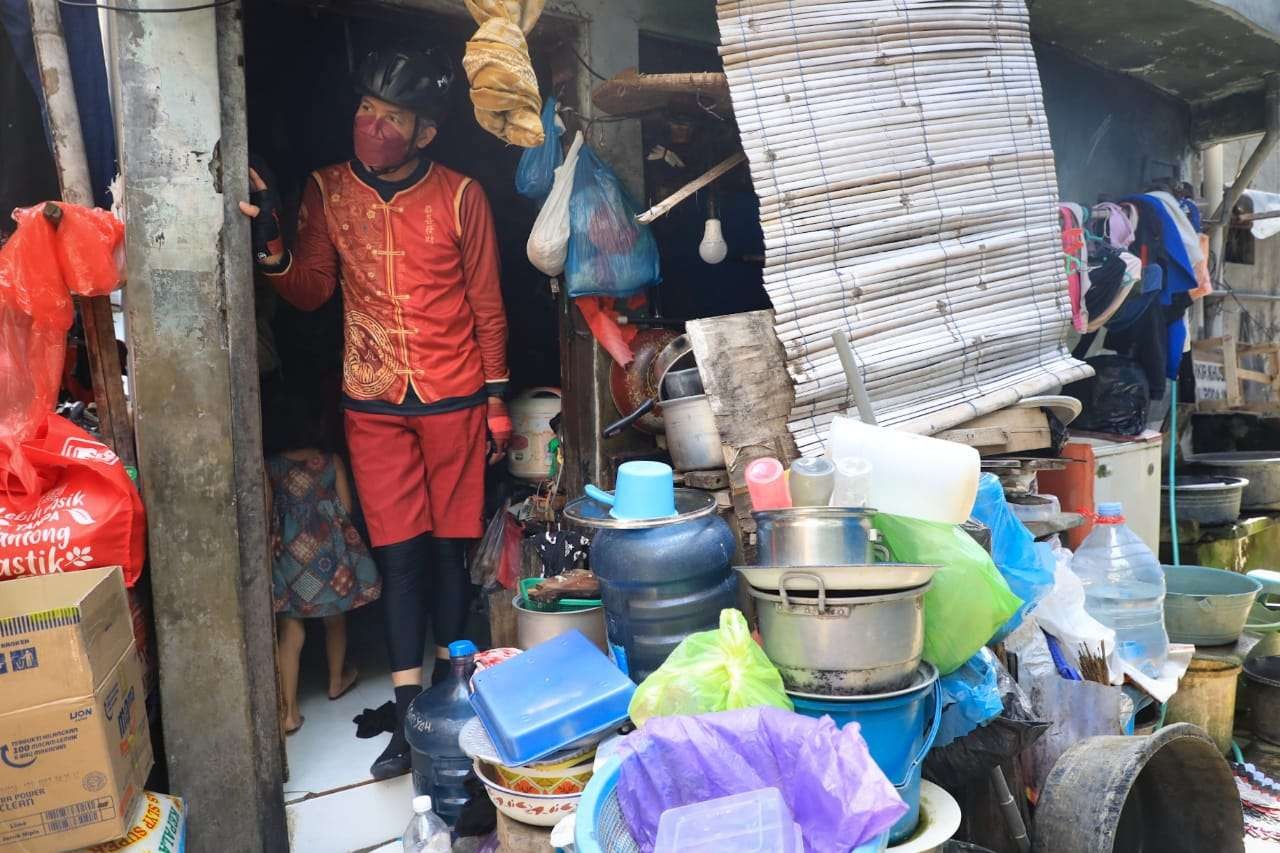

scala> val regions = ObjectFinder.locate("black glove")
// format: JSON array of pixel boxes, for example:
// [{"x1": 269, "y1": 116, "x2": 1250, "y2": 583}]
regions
[{"x1": 249, "y1": 154, "x2": 284, "y2": 266}]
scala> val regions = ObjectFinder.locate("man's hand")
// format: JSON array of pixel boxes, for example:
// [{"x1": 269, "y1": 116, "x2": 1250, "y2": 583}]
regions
[
  {"x1": 238, "y1": 162, "x2": 285, "y2": 267},
  {"x1": 486, "y1": 397, "x2": 512, "y2": 464}
]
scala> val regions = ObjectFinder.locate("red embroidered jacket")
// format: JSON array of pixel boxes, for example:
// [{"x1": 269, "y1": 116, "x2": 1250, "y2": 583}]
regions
[{"x1": 266, "y1": 161, "x2": 508, "y2": 406}]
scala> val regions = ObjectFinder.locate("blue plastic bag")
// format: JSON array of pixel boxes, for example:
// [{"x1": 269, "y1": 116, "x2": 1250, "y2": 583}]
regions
[
  {"x1": 565, "y1": 145, "x2": 660, "y2": 298},
  {"x1": 515, "y1": 98, "x2": 562, "y2": 201},
  {"x1": 935, "y1": 648, "x2": 1005, "y2": 748},
  {"x1": 970, "y1": 473, "x2": 1055, "y2": 639}
]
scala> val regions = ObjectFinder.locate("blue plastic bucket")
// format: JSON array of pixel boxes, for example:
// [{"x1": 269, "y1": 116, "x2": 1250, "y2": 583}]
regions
[{"x1": 790, "y1": 663, "x2": 941, "y2": 843}]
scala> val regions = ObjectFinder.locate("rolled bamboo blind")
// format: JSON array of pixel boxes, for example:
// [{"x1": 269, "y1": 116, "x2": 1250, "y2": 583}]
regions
[{"x1": 717, "y1": 0, "x2": 1091, "y2": 455}]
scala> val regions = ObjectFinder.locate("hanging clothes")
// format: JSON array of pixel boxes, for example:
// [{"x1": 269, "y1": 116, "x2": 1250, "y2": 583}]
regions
[
  {"x1": 1060, "y1": 203, "x2": 1091, "y2": 331},
  {"x1": 1125, "y1": 195, "x2": 1197, "y2": 306},
  {"x1": 1091, "y1": 202, "x2": 1136, "y2": 249}
]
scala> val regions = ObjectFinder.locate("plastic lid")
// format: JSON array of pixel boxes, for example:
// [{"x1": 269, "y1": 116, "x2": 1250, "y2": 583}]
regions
[
  {"x1": 1097, "y1": 501, "x2": 1124, "y2": 517},
  {"x1": 412, "y1": 795, "x2": 433, "y2": 813},
  {"x1": 448, "y1": 640, "x2": 478, "y2": 657}
]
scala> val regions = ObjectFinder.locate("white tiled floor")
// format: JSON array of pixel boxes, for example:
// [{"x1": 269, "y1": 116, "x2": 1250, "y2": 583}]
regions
[{"x1": 282, "y1": 609, "x2": 413, "y2": 851}]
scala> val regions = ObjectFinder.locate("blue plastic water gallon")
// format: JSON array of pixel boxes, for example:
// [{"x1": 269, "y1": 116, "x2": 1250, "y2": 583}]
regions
[{"x1": 405, "y1": 640, "x2": 478, "y2": 825}]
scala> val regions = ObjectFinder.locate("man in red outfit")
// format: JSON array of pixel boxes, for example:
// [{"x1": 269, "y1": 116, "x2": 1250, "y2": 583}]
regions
[{"x1": 241, "y1": 47, "x2": 510, "y2": 779}]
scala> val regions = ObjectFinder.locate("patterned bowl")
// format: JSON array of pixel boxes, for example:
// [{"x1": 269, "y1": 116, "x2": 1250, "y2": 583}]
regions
[
  {"x1": 495, "y1": 757, "x2": 594, "y2": 796},
  {"x1": 475, "y1": 759, "x2": 581, "y2": 827}
]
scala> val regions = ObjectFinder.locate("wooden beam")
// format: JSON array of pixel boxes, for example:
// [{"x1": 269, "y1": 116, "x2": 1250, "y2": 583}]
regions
[{"x1": 687, "y1": 310, "x2": 797, "y2": 542}]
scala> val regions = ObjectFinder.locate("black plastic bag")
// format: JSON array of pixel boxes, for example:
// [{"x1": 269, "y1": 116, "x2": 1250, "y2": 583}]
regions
[
  {"x1": 924, "y1": 654, "x2": 1050, "y2": 790},
  {"x1": 1062, "y1": 354, "x2": 1150, "y2": 436}
]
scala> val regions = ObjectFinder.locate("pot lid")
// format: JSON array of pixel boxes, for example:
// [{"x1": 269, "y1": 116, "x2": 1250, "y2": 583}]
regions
[{"x1": 564, "y1": 488, "x2": 717, "y2": 529}]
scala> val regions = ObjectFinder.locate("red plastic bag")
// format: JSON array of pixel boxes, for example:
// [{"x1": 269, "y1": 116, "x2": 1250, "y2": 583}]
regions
[
  {"x1": 0, "y1": 413, "x2": 146, "y2": 587},
  {"x1": 0, "y1": 203, "x2": 125, "y2": 502}
]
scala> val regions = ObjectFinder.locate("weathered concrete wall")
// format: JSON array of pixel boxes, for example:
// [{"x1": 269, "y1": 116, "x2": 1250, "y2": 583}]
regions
[
  {"x1": 1036, "y1": 42, "x2": 1193, "y2": 204},
  {"x1": 109, "y1": 5, "x2": 286, "y2": 850}
]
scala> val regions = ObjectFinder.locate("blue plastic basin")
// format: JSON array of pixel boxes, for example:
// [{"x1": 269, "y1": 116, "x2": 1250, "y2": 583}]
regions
[
  {"x1": 469, "y1": 630, "x2": 635, "y2": 767},
  {"x1": 790, "y1": 663, "x2": 941, "y2": 843}
]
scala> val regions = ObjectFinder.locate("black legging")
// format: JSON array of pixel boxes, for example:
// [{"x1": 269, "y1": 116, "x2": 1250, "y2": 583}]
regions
[{"x1": 374, "y1": 533, "x2": 471, "y2": 673}]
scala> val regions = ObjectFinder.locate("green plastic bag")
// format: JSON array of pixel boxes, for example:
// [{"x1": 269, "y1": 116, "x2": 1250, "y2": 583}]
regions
[
  {"x1": 629, "y1": 608, "x2": 793, "y2": 726},
  {"x1": 874, "y1": 513, "x2": 1022, "y2": 676}
]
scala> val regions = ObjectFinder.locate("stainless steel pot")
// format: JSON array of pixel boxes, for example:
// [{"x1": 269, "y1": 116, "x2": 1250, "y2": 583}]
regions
[
  {"x1": 659, "y1": 394, "x2": 723, "y2": 472},
  {"x1": 749, "y1": 573, "x2": 928, "y2": 695},
  {"x1": 754, "y1": 507, "x2": 885, "y2": 565},
  {"x1": 513, "y1": 597, "x2": 609, "y2": 654}
]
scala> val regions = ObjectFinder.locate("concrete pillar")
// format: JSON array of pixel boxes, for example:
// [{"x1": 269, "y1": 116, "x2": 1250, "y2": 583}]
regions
[{"x1": 110, "y1": 4, "x2": 286, "y2": 850}]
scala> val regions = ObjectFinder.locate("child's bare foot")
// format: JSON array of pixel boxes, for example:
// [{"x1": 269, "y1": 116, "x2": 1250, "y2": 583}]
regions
[
  {"x1": 328, "y1": 666, "x2": 359, "y2": 701},
  {"x1": 284, "y1": 713, "x2": 305, "y2": 735}
]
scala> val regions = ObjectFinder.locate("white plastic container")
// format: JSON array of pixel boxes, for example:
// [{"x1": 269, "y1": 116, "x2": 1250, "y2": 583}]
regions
[
  {"x1": 508, "y1": 387, "x2": 562, "y2": 480},
  {"x1": 402, "y1": 795, "x2": 451, "y2": 853},
  {"x1": 826, "y1": 415, "x2": 979, "y2": 523},
  {"x1": 1070, "y1": 502, "x2": 1169, "y2": 678}
]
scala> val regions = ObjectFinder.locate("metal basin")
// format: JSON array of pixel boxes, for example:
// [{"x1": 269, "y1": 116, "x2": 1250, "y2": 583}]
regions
[
  {"x1": 513, "y1": 597, "x2": 609, "y2": 654},
  {"x1": 754, "y1": 507, "x2": 880, "y2": 566},
  {"x1": 1187, "y1": 452, "x2": 1280, "y2": 510},
  {"x1": 735, "y1": 562, "x2": 938, "y2": 593},
  {"x1": 749, "y1": 573, "x2": 927, "y2": 695},
  {"x1": 1162, "y1": 564, "x2": 1262, "y2": 646},
  {"x1": 1162, "y1": 475, "x2": 1247, "y2": 526}
]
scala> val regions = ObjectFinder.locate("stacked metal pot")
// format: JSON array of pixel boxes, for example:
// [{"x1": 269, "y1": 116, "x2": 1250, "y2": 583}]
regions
[{"x1": 736, "y1": 506, "x2": 942, "y2": 844}]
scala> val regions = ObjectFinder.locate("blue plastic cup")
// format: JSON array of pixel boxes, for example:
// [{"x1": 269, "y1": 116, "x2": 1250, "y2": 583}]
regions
[{"x1": 584, "y1": 461, "x2": 677, "y2": 520}]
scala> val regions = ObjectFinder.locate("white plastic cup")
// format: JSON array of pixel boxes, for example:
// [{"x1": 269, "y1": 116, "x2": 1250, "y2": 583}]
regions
[
  {"x1": 829, "y1": 456, "x2": 873, "y2": 508},
  {"x1": 789, "y1": 457, "x2": 835, "y2": 506}
]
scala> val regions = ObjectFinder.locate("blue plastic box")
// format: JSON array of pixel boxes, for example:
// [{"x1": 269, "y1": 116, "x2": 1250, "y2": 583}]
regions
[{"x1": 469, "y1": 630, "x2": 635, "y2": 767}]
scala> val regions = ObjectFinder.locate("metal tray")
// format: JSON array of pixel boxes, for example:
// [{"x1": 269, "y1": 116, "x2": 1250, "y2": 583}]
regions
[
  {"x1": 734, "y1": 563, "x2": 939, "y2": 593},
  {"x1": 469, "y1": 630, "x2": 635, "y2": 767}
]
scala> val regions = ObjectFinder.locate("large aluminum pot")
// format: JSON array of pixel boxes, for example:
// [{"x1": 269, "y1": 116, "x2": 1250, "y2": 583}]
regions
[
  {"x1": 754, "y1": 507, "x2": 883, "y2": 566},
  {"x1": 749, "y1": 573, "x2": 928, "y2": 695},
  {"x1": 513, "y1": 597, "x2": 609, "y2": 654},
  {"x1": 660, "y1": 395, "x2": 723, "y2": 472}
]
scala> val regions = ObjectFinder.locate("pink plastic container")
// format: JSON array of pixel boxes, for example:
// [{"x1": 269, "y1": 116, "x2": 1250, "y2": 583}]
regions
[{"x1": 746, "y1": 457, "x2": 791, "y2": 511}]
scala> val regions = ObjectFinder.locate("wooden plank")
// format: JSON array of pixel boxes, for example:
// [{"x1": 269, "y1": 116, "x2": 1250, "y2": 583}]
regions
[
  {"x1": 79, "y1": 296, "x2": 136, "y2": 467},
  {"x1": 635, "y1": 152, "x2": 747, "y2": 224},
  {"x1": 1223, "y1": 335, "x2": 1243, "y2": 407},
  {"x1": 687, "y1": 311, "x2": 798, "y2": 538}
]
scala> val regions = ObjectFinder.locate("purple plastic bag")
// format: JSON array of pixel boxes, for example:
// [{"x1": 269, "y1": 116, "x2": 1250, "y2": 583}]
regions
[{"x1": 615, "y1": 707, "x2": 906, "y2": 852}]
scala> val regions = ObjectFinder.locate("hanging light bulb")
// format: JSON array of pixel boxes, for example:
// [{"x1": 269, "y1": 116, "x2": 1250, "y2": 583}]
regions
[{"x1": 698, "y1": 191, "x2": 728, "y2": 264}]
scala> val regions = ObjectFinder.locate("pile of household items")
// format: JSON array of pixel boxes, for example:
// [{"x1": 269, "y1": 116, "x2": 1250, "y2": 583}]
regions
[{"x1": 396, "y1": 394, "x2": 1280, "y2": 853}]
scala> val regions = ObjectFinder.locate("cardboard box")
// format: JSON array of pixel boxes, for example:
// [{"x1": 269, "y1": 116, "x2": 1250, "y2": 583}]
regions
[{"x1": 0, "y1": 568, "x2": 154, "y2": 852}]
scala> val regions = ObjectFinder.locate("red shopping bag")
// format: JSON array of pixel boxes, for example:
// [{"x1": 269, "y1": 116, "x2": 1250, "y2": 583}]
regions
[{"x1": 0, "y1": 413, "x2": 145, "y2": 586}]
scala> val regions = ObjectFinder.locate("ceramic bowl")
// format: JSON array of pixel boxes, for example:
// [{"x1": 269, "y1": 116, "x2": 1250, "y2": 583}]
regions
[
  {"x1": 495, "y1": 757, "x2": 594, "y2": 796},
  {"x1": 475, "y1": 759, "x2": 581, "y2": 827}
]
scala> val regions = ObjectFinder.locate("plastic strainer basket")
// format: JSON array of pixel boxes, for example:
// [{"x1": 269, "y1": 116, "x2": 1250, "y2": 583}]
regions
[{"x1": 575, "y1": 757, "x2": 890, "y2": 852}]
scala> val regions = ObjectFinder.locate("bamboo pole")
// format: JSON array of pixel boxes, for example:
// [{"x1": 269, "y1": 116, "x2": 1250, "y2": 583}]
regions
[{"x1": 28, "y1": 0, "x2": 135, "y2": 467}]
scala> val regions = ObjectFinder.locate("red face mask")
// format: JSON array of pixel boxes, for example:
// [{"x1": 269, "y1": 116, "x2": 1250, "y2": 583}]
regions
[{"x1": 353, "y1": 113, "x2": 416, "y2": 172}]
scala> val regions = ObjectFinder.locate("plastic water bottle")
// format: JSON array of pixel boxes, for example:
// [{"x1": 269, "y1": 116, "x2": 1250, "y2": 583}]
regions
[
  {"x1": 401, "y1": 795, "x2": 451, "y2": 853},
  {"x1": 405, "y1": 640, "x2": 478, "y2": 826},
  {"x1": 1070, "y1": 502, "x2": 1169, "y2": 677}
]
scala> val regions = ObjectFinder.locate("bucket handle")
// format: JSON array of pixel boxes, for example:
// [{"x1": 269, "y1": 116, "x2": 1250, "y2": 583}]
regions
[
  {"x1": 894, "y1": 677, "x2": 943, "y2": 789},
  {"x1": 779, "y1": 572, "x2": 828, "y2": 613},
  {"x1": 584, "y1": 484, "x2": 615, "y2": 507}
]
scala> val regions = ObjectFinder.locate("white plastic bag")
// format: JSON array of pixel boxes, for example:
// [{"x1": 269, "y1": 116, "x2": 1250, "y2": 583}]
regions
[
  {"x1": 527, "y1": 131, "x2": 583, "y2": 275},
  {"x1": 1032, "y1": 540, "x2": 1122, "y2": 683}
]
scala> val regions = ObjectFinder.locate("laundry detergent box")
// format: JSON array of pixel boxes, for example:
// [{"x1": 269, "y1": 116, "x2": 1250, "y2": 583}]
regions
[{"x1": 0, "y1": 567, "x2": 153, "y2": 852}]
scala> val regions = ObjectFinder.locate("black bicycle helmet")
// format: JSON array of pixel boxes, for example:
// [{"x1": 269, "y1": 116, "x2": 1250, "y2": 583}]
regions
[{"x1": 356, "y1": 47, "x2": 454, "y2": 124}]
